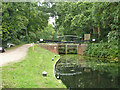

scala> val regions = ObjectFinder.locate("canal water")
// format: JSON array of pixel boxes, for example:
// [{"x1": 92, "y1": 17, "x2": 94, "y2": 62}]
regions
[{"x1": 55, "y1": 55, "x2": 119, "y2": 88}]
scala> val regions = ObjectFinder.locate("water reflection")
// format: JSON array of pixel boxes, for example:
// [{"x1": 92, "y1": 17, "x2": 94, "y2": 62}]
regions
[{"x1": 55, "y1": 55, "x2": 119, "y2": 88}]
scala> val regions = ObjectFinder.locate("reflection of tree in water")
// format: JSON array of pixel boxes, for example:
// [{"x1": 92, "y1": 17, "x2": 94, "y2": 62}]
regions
[
  {"x1": 55, "y1": 55, "x2": 119, "y2": 88},
  {"x1": 60, "y1": 71, "x2": 118, "y2": 88}
]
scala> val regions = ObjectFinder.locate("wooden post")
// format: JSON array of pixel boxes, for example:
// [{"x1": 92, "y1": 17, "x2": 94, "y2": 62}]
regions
[
  {"x1": 77, "y1": 59, "x2": 78, "y2": 65},
  {"x1": 77, "y1": 44, "x2": 79, "y2": 54},
  {"x1": 65, "y1": 44, "x2": 67, "y2": 54}
]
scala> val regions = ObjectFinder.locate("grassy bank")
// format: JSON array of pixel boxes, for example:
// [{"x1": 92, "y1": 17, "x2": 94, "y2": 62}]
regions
[{"x1": 2, "y1": 45, "x2": 66, "y2": 88}]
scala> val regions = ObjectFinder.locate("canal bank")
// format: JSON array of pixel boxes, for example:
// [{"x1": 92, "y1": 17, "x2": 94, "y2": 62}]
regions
[
  {"x1": 54, "y1": 55, "x2": 119, "y2": 88},
  {"x1": 2, "y1": 44, "x2": 118, "y2": 88},
  {"x1": 2, "y1": 45, "x2": 66, "y2": 88},
  {"x1": 38, "y1": 43, "x2": 119, "y2": 88},
  {"x1": 37, "y1": 43, "x2": 119, "y2": 88}
]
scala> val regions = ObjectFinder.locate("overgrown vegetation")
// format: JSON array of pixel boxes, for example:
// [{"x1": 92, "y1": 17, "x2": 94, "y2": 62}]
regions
[
  {"x1": 54, "y1": 2, "x2": 119, "y2": 41},
  {"x1": 2, "y1": 46, "x2": 66, "y2": 88},
  {"x1": 83, "y1": 31, "x2": 118, "y2": 61}
]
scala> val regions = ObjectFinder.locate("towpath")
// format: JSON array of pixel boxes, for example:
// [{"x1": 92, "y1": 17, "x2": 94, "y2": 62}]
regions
[{"x1": 0, "y1": 44, "x2": 31, "y2": 67}]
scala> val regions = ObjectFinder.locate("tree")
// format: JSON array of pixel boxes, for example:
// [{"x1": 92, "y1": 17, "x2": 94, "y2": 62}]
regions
[
  {"x1": 2, "y1": 2, "x2": 51, "y2": 46},
  {"x1": 53, "y1": 2, "x2": 119, "y2": 41}
]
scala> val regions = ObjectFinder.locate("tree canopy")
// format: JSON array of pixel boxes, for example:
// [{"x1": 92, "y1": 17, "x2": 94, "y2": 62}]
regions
[
  {"x1": 54, "y1": 2, "x2": 119, "y2": 41},
  {"x1": 1, "y1": 2, "x2": 120, "y2": 47},
  {"x1": 2, "y1": 2, "x2": 54, "y2": 46}
]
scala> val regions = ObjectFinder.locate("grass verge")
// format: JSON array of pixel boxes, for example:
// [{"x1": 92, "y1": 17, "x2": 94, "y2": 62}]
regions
[{"x1": 2, "y1": 45, "x2": 66, "y2": 88}]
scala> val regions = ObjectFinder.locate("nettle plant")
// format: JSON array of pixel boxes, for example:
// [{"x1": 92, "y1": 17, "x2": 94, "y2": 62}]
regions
[
  {"x1": 107, "y1": 31, "x2": 118, "y2": 59},
  {"x1": 107, "y1": 31, "x2": 118, "y2": 44}
]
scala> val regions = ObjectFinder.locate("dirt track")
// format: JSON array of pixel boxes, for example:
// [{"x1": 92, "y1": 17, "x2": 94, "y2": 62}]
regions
[{"x1": 0, "y1": 44, "x2": 31, "y2": 67}]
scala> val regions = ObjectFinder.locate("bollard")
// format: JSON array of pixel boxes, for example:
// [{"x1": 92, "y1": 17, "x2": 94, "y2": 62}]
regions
[
  {"x1": 0, "y1": 47, "x2": 5, "y2": 53},
  {"x1": 52, "y1": 58, "x2": 54, "y2": 61},
  {"x1": 42, "y1": 71, "x2": 47, "y2": 76},
  {"x1": 57, "y1": 75, "x2": 60, "y2": 79}
]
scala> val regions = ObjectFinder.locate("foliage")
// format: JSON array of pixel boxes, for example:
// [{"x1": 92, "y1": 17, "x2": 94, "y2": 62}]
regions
[
  {"x1": 53, "y1": 2, "x2": 119, "y2": 41},
  {"x1": 83, "y1": 31, "x2": 118, "y2": 60},
  {"x1": 2, "y1": 2, "x2": 52, "y2": 47},
  {"x1": 2, "y1": 2, "x2": 119, "y2": 48},
  {"x1": 39, "y1": 24, "x2": 56, "y2": 40}
]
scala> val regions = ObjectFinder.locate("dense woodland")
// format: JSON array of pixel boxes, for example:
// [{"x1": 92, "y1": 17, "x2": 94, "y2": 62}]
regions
[
  {"x1": 1, "y1": 2, "x2": 119, "y2": 59},
  {"x1": 2, "y1": 2, "x2": 51, "y2": 46},
  {"x1": 54, "y1": 2, "x2": 119, "y2": 41}
]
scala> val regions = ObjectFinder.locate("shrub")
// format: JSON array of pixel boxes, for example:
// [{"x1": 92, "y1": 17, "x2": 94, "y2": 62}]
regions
[
  {"x1": 83, "y1": 31, "x2": 118, "y2": 61},
  {"x1": 11, "y1": 39, "x2": 21, "y2": 45}
]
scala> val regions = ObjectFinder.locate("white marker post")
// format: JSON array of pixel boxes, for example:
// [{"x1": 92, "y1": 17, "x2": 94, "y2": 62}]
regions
[
  {"x1": 31, "y1": 43, "x2": 34, "y2": 51},
  {"x1": 33, "y1": 43, "x2": 34, "y2": 51}
]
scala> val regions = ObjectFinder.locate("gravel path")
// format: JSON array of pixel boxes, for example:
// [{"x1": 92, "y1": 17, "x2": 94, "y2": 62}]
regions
[{"x1": 0, "y1": 44, "x2": 31, "y2": 67}]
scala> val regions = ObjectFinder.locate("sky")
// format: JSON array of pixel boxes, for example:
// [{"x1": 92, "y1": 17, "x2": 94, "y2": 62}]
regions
[
  {"x1": 48, "y1": 17, "x2": 55, "y2": 27},
  {"x1": 38, "y1": 1, "x2": 55, "y2": 27}
]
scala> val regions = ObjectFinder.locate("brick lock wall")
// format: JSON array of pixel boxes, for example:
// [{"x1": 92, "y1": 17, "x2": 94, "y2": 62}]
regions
[
  {"x1": 38, "y1": 44, "x2": 88, "y2": 55},
  {"x1": 78, "y1": 44, "x2": 88, "y2": 55},
  {"x1": 38, "y1": 44, "x2": 59, "y2": 54}
]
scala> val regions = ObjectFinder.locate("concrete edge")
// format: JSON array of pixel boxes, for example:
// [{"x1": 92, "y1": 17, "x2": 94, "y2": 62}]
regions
[{"x1": 53, "y1": 57, "x2": 60, "y2": 77}]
